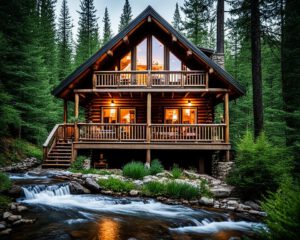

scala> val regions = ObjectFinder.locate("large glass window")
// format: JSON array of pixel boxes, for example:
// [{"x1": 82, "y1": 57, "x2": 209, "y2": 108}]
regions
[
  {"x1": 165, "y1": 108, "x2": 179, "y2": 124},
  {"x1": 102, "y1": 108, "x2": 117, "y2": 123},
  {"x1": 136, "y1": 38, "x2": 147, "y2": 70},
  {"x1": 152, "y1": 36, "x2": 164, "y2": 70},
  {"x1": 120, "y1": 108, "x2": 136, "y2": 124},
  {"x1": 120, "y1": 52, "x2": 131, "y2": 71},
  {"x1": 182, "y1": 108, "x2": 197, "y2": 124},
  {"x1": 170, "y1": 52, "x2": 181, "y2": 71}
]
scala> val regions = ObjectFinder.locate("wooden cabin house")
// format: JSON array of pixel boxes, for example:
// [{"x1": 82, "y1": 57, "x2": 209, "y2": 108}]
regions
[{"x1": 42, "y1": 6, "x2": 245, "y2": 173}]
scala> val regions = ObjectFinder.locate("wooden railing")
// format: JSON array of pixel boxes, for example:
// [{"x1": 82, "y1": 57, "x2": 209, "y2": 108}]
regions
[
  {"x1": 151, "y1": 124, "x2": 225, "y2": 142},
  {"x1": 76, "y1": 123, "x2": 225, "y2": 143},
  {"x1": 78, "y1": 123, "x2": 147, "y2": 141},
  {"x1": 93, "y1": 70, "x2": 207, "y2": 88},
  {"x1": 42, "y1": 124, "x2": 75, "y2": 159}
]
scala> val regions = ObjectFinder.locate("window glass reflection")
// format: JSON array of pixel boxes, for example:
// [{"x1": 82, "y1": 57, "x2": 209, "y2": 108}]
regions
[
  {"x1": 152, "y1": 36, "x2": 164, "y2": 70},
  {"x1": 136, "y1": 38, "x2": 147, "y2": 70}
]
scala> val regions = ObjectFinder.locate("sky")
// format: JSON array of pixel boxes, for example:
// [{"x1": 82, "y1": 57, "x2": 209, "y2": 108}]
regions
[{"x1": 56, "y1": 0, "x2": 185, "y2": 42}]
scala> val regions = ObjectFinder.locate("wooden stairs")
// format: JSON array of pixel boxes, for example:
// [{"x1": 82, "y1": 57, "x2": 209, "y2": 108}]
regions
[{"x1": 42, "y1": 141, "x2": 72, "y2": 168}]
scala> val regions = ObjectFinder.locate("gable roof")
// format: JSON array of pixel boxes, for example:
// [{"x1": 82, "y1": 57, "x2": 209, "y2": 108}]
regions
[{"x1": 53, "y1": 6, "x2": 245, "y2": 98}]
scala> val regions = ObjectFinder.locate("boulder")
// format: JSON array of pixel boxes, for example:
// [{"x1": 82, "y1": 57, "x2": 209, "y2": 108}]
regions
[
  {"x1": 13, "y1": 218, "x2": 36, "y2": 225},
  {"x1": 199, "y1": 197, "x2": 214, "y2": 206},
  {"x1": 129, "y1": 190, "x2": 139, "y2": 196},
  {"x1": 0, "y1": 222, "x2": 6, "y2": 230},
  {"x1": 183, "y1": 170, "x2": 200, "y2": 179},
  {"x1": 17, "y1": 205, "x2": 28, "y2": 212},
  {"x1": 244, "y1": 201, "x2": 261, "y2": 211},
  {"x1": 143, "y1": 175, "x2": 158, "y2": 183},
  {"x1": 69, "y1": 181, "x2": 91, "y2": 194},
  {"x1": 85, "y1": 178, "x2": 101, "y2": 192},
  {"x1": 156, "y1": 171, "x2": 173, "y2": 178},
  {"x1": 8, "y1": 185, "x2": 23, "y2": 198},
  {"x1": 133, "y1": 180, "x2": 143, "y2": 186},
  {"x1": 0, "y1": 228, "x2": 12, "y2": 235},
  {"x1": 3, "y1": 212, "x2": 12, "y2": 219},
  {"x1": 211, "y1": 186, "x2": 232, "y2": 198},
  {"x1": 227, "y1": 200, "x2": 239, "y2": 209},
  {"x1": 7, "y1": 214, "x2": 22, "y2": 222}
]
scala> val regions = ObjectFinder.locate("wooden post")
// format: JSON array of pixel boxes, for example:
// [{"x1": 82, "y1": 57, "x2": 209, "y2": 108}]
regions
[
  {"x1": 74, "y1": 93, "x2": 79, "y2": 142},
  {"x1": 205, "y1": 72, "x2": 209, "y2": 88},
  {"x1": 224, "y1": 93, "x2": 230, "y2": 161},
  {"x1": 92, "y1": 73, "x2": 97, "y2": 89},
  {"x1": 63, "y1": 100, "x2": 68, "y2": 141},
  {"x1": 146, "y1": 149, "x2": 151, "y2": 167},
  {"x1": 147, "y1": 93, "x2": 151, "y2": 142}
]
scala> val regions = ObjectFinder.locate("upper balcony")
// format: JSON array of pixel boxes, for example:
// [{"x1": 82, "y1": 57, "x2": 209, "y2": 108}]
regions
[{"x1": 92, "y1": 70, "x2": 208, "y2": 89}]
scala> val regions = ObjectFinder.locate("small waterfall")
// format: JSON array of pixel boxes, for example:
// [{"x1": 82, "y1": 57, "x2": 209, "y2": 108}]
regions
[{"x1": 22, "y1": 184, "x2": 70, "y2": 199}]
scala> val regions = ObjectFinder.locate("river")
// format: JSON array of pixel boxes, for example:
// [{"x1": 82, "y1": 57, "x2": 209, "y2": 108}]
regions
[{"x1": 6, "y1": 172, "x2": 264, "y2": 240}]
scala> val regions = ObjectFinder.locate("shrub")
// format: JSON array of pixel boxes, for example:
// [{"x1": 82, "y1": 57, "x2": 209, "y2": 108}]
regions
[
  {"x1": 261, "y1": 180, "x2": 300, "y2": 240},
  {"x1": 226, "y1": 131, "x2": 292, "y2": 199},
  {"x1": 142, "y1": 181, "x2": 165, "y2": 196},
  {"x1": 98, "y1": 177, "x2": 134, "y2": 192},
  {"x1": 123, "y1": 161, "x2": 149, "y2": 179},
  {"x1": 149, "y1": 159, "x2": 164, "y2": 175},
  {"x1": 0, "y1": 172, "x2": 12, "y2": 192},
  {"x1": 199, "y1": 179, "x2": 213, "y2": 198},
  {"x1": 13, "y1": 139, "x2": 42, "y2": 160},
  {"x1": 165, "y1": 182, "x2": 200, "y2": 200},
  {"x1": 70, "y1": 155, "x2": 87, "y2": 170},
  {"x1": 171, "y1": 164, "x2": 182, "y2": 179}
]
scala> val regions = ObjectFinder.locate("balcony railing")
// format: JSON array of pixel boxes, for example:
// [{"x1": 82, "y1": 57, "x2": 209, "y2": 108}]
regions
[
  {"x1": 93, "y1": 70, "x2": 208, "y2": 88},
  {"x1": 76, "y1": 123, "x2": 225, "y2": 143}
]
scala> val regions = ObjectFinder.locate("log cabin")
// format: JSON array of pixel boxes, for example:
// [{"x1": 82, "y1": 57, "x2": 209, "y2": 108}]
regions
[{"x1": 42, "y1": 6, "x2": 245, "y2": 174}]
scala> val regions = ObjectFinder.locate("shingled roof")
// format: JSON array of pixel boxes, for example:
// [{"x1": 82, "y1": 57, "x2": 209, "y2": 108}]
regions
[{"x1": 53, "y1": 6, "x2": 245, "y2": 97}]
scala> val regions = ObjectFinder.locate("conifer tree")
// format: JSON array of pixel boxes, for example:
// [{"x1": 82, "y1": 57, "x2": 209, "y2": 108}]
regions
[
  {"x1": 57, "y1": 0, "x2": 73, "y2": 81},
  {"x1": 75, "y1": 0, "x2": 100, "y2": 66},
  {"x1": 181, "y1": 0, "x2": 213, "y2": 46},
  {"x1": 119, "y1": 0, "x2": 132, "y2": 32},
  {"x1": 172, "y1": 3, "x2": 183, "y2": 32},
  {"x1": 102, "y1": 7, "x2": 113, "y2": 45}
]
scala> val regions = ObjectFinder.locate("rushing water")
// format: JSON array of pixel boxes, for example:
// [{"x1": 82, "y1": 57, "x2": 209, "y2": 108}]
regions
[{"x1": 7, "y1": 172, "x2": 264, "y2": 240}]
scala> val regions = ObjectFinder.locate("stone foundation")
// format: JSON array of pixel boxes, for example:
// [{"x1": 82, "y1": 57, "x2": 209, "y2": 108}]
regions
[{"x1": 212, "y1": 151, "x2": 234, "y2": 180}]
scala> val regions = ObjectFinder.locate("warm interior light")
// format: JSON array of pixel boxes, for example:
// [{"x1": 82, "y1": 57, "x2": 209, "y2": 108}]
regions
[
  {"x1": 110, "y1": 100, "x2": 115, "y2": 106},
  {"x1": 172, "y1": 110, "x2": 178, "y2": 121},
  {"x1": 188, "y1": 100, "x2": 192, "y2": 106}
]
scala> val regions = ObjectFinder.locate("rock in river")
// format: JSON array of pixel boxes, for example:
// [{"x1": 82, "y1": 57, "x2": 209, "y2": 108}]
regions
[
  {"x1": 85, "y1": 177, "x2": 101, "y2": 192},
  {"x1": 69, "y1": 181, "x2": 91, "y2": 194}
]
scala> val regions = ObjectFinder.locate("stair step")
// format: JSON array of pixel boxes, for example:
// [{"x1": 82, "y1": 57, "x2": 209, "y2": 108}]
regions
[
  {"x1": 47, "y1": 156, "x2": 71, "y2": 159},
  {"x1": 42, "y1": 163, "x2": 71, "y2": 168},
  {"x1": 45, "y1": 160, "x2": 71, "y2": 163}
]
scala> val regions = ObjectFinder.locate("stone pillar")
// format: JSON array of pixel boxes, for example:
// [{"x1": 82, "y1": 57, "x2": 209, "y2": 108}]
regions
[{"x1": 212, "y1": 53, "x2": 225, "y2": 69}]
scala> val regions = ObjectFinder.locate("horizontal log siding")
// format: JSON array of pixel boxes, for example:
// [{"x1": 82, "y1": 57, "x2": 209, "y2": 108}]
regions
[{"x1": 85, "y1": 96, "x2": 213, "y2": 124}]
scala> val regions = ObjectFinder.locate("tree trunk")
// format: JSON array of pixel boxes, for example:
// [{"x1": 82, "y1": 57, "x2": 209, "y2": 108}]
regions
[
  {"x1": 216, "y1": 0, "x2": 224, "y2": 54},
  {"x1": 250, "y1": 0, "x2": 264, "y2": 138}
]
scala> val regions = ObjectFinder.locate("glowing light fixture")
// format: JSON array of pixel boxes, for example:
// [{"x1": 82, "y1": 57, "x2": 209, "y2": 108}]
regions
[
  {"x1": 188, "y1": 100, "x2": 192, "y2": 106},
  {"x1": 110, "y1": 100, "x2": 115, "y2": 106}
]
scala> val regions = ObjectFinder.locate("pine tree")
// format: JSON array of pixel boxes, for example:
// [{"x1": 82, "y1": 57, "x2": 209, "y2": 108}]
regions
[
  {"x1": 57, "y1": 0, "x2": 73, "y2": 81},
  {"x1": 172, "y1": 3, "x2": 183, "y2": 32},
  {"x1": 75, "y1": 0, "x2": 100, "y2": 67},
  {"x1": 181, "y1": 0, "x2": 213, "y2": 46},
  {"x1": 119, "y1": 0, "x2": 132, "y2": 32},
  {"x1": 102, "y1": 7, "x2": 113, "y2": 45}
]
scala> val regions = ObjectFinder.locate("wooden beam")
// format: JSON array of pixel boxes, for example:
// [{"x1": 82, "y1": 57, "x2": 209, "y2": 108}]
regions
[
  {"x1": 74, "y1": 93, "x2": 79, "y2": 142},
  {"x1": 146, "y1": 149, "x2": 151, "y2": 166},
  {"x1": 209, "y1": 68, "x2": 214, "y2": 74},
  {"x1": 74, "y1": 94, "x2": 79, "y2": 118},
  {"x1": 224, "y1": 93, "x2": 229, "y2": 144},
  {"x1": 184, "y1": 92, "x2": 190, "y2": 98},
  {"x1": 216, "y1": 93, "x2": 223, "y2": 99},
  {"x1": 63, "y1": 100, "x2": 68, "y2": 123},
  {"x1": 147, "y1": 93, "x2": 151, "y2": 143},
  {"x1": 107, "y1": 92, "x2": 112, "y2": 98},
  {"x1": 171, "y1": 92, "x2": 174, "y2": 99},
  {"x1": 106, "y1": 50, "x2": 113, "y2": 57},
  {"x1": 187, "y1": 49, "x2": 193, "y2": 56},
  {"x1": 123, "y1": 36, "x2": 129, "y2": 44},
  {"x1": 75, "y1": 88, "x2": 229, "y2": 93},
  {"x1": 171, "y1": 34, "x2": 177, "y2": 42},
  {"x1": 147, "y1": 16, "x2": 152, "y2": 22}
]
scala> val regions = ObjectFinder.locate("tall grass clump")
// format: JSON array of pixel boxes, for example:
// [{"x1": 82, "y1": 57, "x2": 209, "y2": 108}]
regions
[
  {"x1": 165, "y1": 182, "x2": 200, "y2": 200},
  {"x1": 123, "y1": 161, "x2": 149, "y2": 179},
  {"x1": 142, "y1": 181, "x2": 165, "y2": 196},
  {"x1": 149, "y1": 159, "x2": 164, "y2": 175},
  {"x1": 69, "y1": 155, "x2": 87, "y2": 170},
  {"x1": 98, "y1": 177, "x2": 134, "y2": 192},
  {"x1": 0, "y1": 172, "x2": 12, "y2": 209},
  {"x1": 171, "y1": 164, "x2": 182, "y2": 179},
  {"x1": 226, "y1": 131, "x2": 293, "y2": 199}
]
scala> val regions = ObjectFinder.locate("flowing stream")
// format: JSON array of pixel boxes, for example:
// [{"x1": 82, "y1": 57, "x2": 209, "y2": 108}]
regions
[{"x1": 7, "y1": 172, "x2": 264, "y2": 240}]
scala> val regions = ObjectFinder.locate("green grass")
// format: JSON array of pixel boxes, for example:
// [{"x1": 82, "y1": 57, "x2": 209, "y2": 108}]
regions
[
  {"x1": 123, "y1": 161, "x2": 149, "y2": 179},
  {"x1": 171, "y1": 164, "x2": 182, "y2": 179},
  {"x1": 149, "y1": 159, "x2": 164, "y2": 175},
  {"x1": 98, "y1": 177, "x2": 135, "y2": 192},
  {"x1": 69, "y1": 155, "x2": 87, "y2": 170},
  {"x1": 143, "y1": 181, "x2": 200, "y2": 200},
  {"x1": 0, "y1": 172, "x2": 12, "y2": 192},
  {"x1": 0, "y1": 195, "x2": 11, "y2": 211}
]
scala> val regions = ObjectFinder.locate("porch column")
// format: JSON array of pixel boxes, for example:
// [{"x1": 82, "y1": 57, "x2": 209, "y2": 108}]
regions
[
  {"x1": 224, "y1": 92, "x2": 230, "y2": 161},
  {"x1": 74, "y1": 93, "x2": 79, "y2": 142},
  {"x1": 63, "y1": 100, "x2": 68, "y2": 123},
  {"x1": 146, "y1": 93, "x2": 152, "y2": 166}
]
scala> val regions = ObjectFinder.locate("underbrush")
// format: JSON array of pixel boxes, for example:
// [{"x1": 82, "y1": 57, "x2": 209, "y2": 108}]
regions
[
  {"x1": 171, "y1": 164, "x2": 182, "y2": 179},
  {"x1": 98, "y1": 177, "x2": 135, "y2": 192},
  {"x1": 0, "y1": 172, "x2": 12, "y2": 211},
  {"x1": 149, "y1": 159, "x2": 164, "y2": 175},
  {"x1": 0, "y1": 138, "x2": 42, "y2": 166},
  {"x1": 69, "y1": 155, "x2": 87, "y2": 171}
]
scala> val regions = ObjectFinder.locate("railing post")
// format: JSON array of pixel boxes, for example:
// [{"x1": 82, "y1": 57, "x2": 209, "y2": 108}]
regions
[
  {"x1": 147, "y1": 70, "x2": 151, "y2": 88},
  {"x1": 74, "y1": 93, "x2": 79, "y2": 142},
  {"x1": 93, "y1": 73, "x2": 97, "y2": 89},
  {"x1": 147, "y1": 93, "x2": 151, "y2": 142},
  {"x1": 205, "y1": 72, "x2": 209, "y2": 88}
]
